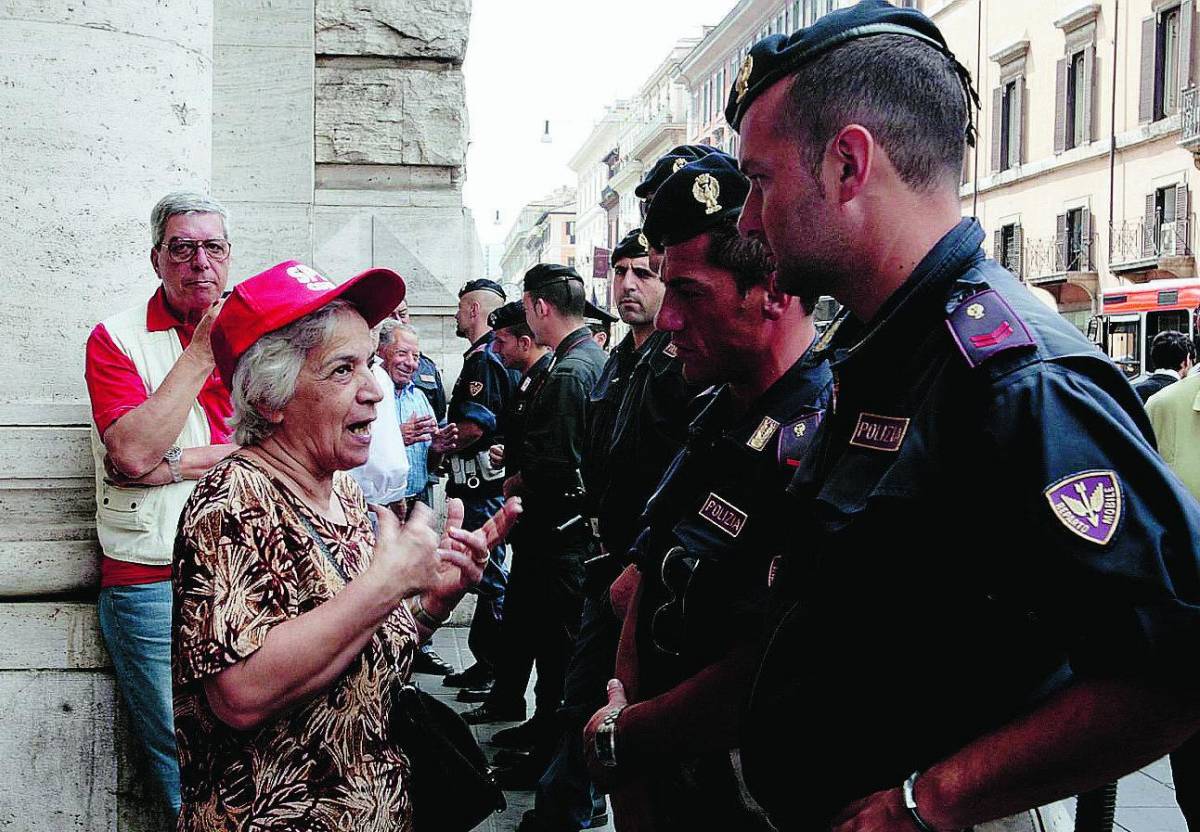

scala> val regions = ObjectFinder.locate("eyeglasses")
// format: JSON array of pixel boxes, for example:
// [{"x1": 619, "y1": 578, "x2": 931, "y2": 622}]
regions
[
  {"x1": 651, "y1": 546, "x2": 699, "y2": 657},
  {"x1": 161, "y1": 238, "x2": 231, "y2": 263}
]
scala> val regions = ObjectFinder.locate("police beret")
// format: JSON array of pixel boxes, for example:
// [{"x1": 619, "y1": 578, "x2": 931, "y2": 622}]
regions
[
  {"x1": 642, "y1": 151, "x2": 749, "y2": 250},
  {"x1": 724, "y1": 0, "x2": 976, "y2": 141},
  {"x1": 611, "y1": 227, "x2": 651, "y2": 263},
  {"x1": 488, "y1": 300, "x2": 526, "y2": 331},
  {"x1": 634, "y1": 145, "x2": 720, "y2": 200},
  {"x1": 523, "y1": 263, "x2": 584, "y2": 292},
  {"x1": 585, "y1": 300, "x2": 617, "y2": 324},
  {"x1": 459, "y1": 278, "x2": 506, "y2": 300}
]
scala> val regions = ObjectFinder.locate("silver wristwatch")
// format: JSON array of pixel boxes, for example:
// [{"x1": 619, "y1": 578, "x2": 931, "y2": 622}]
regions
[
  {"x1": 164, "y1": 445, "x2": 183, "y2": 483},
  {"x1": 594, "y1": 705, "x2": 627, "y2": 768}
]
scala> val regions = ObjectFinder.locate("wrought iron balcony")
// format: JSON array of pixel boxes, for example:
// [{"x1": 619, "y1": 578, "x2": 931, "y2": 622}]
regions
[
  {"x1": 1181, "y1": 86, "x2": 1200, "y2": 148},
  {"x1": 1110, "y1": 216, "x2": 1193, "y2": 269},
  {"x1": 1014, "y1": 234, "x2": 1096, "y2": 283}
]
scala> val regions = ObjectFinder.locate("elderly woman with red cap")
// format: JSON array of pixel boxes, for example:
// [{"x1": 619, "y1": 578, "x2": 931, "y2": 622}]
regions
[{"x1": 170, "y1": 261, "x2": 520, "y2": 831}]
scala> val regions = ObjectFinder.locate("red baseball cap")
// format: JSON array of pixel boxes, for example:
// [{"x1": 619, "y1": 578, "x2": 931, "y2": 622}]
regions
[{"x1": 212, "y1": 260, "x2": 406, "y2": 389}]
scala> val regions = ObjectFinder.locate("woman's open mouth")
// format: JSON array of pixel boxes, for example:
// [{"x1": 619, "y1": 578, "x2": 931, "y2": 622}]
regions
[{"x1": 347, "y1": 420, "x2": 373, "y2": 442}]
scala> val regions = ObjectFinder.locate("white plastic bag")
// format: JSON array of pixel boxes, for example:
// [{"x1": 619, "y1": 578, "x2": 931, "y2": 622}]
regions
[{"x1": 349, "y1": 362, "x2": 410, "y2": 505}]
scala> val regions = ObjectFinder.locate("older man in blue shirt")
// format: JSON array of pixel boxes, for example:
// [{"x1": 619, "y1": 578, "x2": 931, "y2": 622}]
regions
[
  {"x1": 372, "y1": 318, "x2": 458, "y2": 674},
  {"x1": 372, "y1": 319, "x2": 455, "y2": 506}
]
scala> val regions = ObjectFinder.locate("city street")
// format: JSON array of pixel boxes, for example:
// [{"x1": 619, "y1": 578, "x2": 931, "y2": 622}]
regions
[{"x1": 416, "y1": 627, "x2": 1187, "y2": 832}]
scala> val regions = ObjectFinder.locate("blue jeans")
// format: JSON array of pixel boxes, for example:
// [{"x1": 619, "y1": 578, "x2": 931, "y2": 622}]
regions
[
  {"x1": 98, "y1": 580, "x2": 181, "y2": 816},
  {"x1": 462, "y1": 496, "x2": 508, "y2": 670}
]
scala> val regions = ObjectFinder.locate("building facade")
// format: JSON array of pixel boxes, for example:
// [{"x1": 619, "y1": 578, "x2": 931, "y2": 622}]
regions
[
  {"x1": 934, "y1": 0, "x2": 1199, "y2": 335},
  {"x1": 499, "y1": 186, "x2": 578, "y2": 293},
  {"x1": 569, "y1": 104, "x2": 631, "y2": 292}
]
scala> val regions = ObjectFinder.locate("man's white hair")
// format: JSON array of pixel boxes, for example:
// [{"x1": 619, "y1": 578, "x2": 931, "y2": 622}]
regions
[{"x1": 150, "y1": 191, "x2": 231, "y2": 248}]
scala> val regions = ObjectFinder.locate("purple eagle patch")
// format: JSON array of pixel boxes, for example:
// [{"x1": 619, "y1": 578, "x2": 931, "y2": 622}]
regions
[{"x1": 1044, "y1": 471, "x2": 1122, "y2": 546}]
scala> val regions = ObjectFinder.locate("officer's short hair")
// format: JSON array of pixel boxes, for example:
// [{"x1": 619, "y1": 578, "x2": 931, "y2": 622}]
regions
[
  {"x1": 501, "y1": 319, "x2": 535, "y2": 340},
  {"x1": 705, "y1": 216, "x2": 817, "y2": 314},
  {"x1": 1151, "y1": 330, "x2": 1194, "y2": 372},
  {"x1": 527, "y1": 277, "x2": 586, "y2": 318},
  {"x1": 781, "y1": 35, "x2": 968, "y2": 193}
]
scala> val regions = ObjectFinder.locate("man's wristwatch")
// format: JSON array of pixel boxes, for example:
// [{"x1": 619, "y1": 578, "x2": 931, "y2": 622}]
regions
[
  {"x1": 164, "y1": 445, "x2": 183, "y2": 483},
  {"x1": 902, "y1": 771, "x2": 939, "y2": 832},
  {"x1": 594, "y1": 705, "x2": 627, "y2": 768}
]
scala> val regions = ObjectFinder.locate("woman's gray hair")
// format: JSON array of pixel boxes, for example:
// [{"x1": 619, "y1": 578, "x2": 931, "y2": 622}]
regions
[
  {"x1": 228, "y1": 300, "x2": 356, "y2": 446},
  {"x1": 150, "y1": 192, "x2": 231, "y2": 248}
]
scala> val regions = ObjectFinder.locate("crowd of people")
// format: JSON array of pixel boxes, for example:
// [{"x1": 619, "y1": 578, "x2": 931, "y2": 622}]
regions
[{"x1": 83, "y1": 1, "x2": 1200, "y2": 831}]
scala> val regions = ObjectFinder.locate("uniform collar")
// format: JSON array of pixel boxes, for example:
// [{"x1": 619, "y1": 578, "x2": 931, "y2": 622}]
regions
[
  {"x1": 464, "y1": 330, "x2": 495, "y2": 358},
  {"x1": 829, "y1": 218, "x2": 985, "y2": 369},
  {"x1": 146, "y1": 286, "x2": 189, "y2": 332},
  {"x1": 690, "y1": 347, "x2": 830, "y2": 444},
  {"x1": 524, "y1": 351, "x2": 553, "y2": 381},
  {"x1": 554, "y1": 326, "x2": 594, "y2": 360},
  {"x1": 730, "y1": 347, "x2": 830, "y2": 441}
]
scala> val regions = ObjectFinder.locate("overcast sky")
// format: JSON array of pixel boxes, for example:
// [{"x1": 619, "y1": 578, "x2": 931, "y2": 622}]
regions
[{"x1": 462, "y1": 0, "x2": 737, "y2": 262}]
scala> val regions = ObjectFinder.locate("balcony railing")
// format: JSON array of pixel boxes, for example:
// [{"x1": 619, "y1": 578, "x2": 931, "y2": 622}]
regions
[
  {"x1": 1110, "y1": 216, "x2": 1193, "y2": 267},
  {"x1": 1015, "y1": 234, "x2": 1096, "y2": 282},
  {"x1": 1181, "y1": 86, "x2": 1200, "y2": 147}
]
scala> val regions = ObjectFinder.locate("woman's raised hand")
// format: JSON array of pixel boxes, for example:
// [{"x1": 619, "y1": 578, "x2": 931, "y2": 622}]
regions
[
  {"x1": 368, "y1": 502, "x2": 475, "y2": 606},
  {"x1": 422, "y1": 497, "x2": 523, "y2": 616}
]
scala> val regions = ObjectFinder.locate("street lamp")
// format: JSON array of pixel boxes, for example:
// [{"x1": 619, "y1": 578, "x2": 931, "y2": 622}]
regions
[{"x1": 541, "y1": 120, "x2": 552, "y2": 143}]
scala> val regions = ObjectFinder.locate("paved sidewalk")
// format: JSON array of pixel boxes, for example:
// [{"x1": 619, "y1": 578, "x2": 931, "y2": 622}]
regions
[{"x1": 415, "y1": 627, "x2": 1186, "y2": 832}]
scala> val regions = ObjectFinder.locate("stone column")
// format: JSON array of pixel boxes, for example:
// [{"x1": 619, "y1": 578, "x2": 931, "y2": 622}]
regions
[
  {"x1": 313, "y1": 0, "x2": 483, "y2": 385},
  {"x1": 0, "y1": 3, "x2": 212, "y2": 828}
]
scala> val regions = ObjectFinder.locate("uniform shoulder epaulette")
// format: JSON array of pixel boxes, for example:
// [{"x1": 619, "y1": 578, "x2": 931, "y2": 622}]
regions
[{"x1": 945, "y1": 289, "x2": 1036, "y2": 369}]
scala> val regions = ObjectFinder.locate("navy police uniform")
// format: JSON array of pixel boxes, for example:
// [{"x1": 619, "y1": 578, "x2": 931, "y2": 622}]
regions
[
  {"x1": 739, "y1": 219, "x2": 1200, "y2": 829},
  {"x1": 717, "y1": 7, "x2": 1200, "y2": 827},
  {"x1": 484, "y1": 267, "x2": 608, "y2": 737},
  {"x1": 446, "y1": 280, "x2": 521, "y2": 675},
  {"x1": 530, "y1": 229, "x2": 697, "y2": 830},
  {"x1": 600, "y1": 152, "x2": 835, "y2": 828},
  {"x1": 629, "y1": 351, "x2": 831, "y2": 829}
]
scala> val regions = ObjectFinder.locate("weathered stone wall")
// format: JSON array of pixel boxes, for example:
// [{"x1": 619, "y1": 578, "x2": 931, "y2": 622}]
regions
[
  {"x1": 313, "y1": 0, "x2": 483, "y2": 385},
  {"x1": 0, "y1": 2, "x2": 212, "y2": 828},
  {"x1": 212, "y1": 0, "x2": 315, "y2": 277}
]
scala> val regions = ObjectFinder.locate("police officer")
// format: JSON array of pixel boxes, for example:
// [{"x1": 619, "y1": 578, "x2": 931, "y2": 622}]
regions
[
  {"x1": 454, "y1": 301, "x2": 551, "y2": 709},
  {"x1": 579, "y1": 152, "x2": 831, "y2": 829},
  {"x1": 488, "y1": 300, "x2": 552, "y2": 485},
  {"x1": 511, "y1": 227, "x2": 696, "y2": 829},
  {"x1": 720, "y1": 3, "x2": 1200, "y2": 831},
  {"x1": 440, "y1": 278, "x2": 521, "y2": 689},
  {"x1": 633, "y1": 144, "x2": 719, "y2": 213},
  {"x1": 464, "y1": 266, "x2": 607, "y2": 745}
]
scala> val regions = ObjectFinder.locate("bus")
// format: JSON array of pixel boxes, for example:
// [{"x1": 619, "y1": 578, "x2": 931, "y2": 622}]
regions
[{"x1": 1088, "y1": 278, "x2": 1200, "y2": 380}]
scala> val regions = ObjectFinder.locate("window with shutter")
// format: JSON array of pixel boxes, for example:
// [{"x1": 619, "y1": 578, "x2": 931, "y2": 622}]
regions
[
  {"x1": 991, "y1": 87, "x2": 1004, "y2": 173},
  {"x1": 999, "y1": 79, "x2": 1022, "y2": 171},
  {"x1": 1056, "y1": 213, "x2": 1068, "y2": 272},
  {"x1": 1055, "y1": 58, "x2": 1069, "y2": 154},
  {"x1": 1140, "y1": 16, "x2": 1158, "y2": 123},
  {"x1": 1160, "y1": 7, "x2": 1183, "y2": 118},
  {"x1": 1056, "y1": 10, "x2": 1100, "y2": 147},
  {"x1": 1064, "y1": 208, "x2": 1085, "y2": 271},
  {"x1": 1010, "y1": 79, "x2": 1025, "y2": 168},
  {"x1": 1176, "y1": 185, "x2": 1191, "y2": 255}
]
